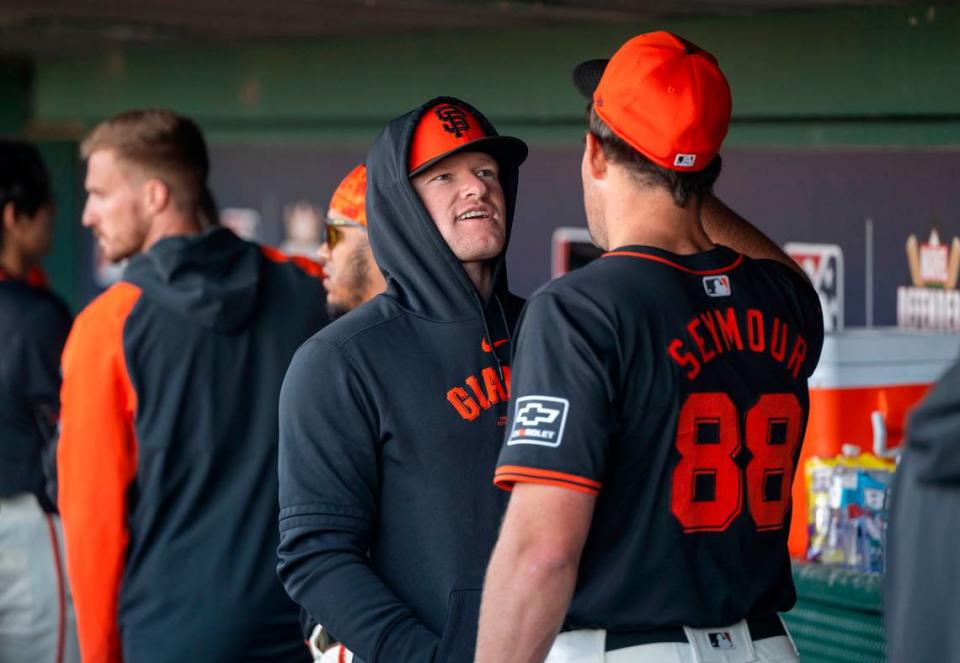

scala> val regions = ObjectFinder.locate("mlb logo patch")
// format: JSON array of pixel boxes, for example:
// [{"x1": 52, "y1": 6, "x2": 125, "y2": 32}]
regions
[
  {"x1": 674, "y1": 153, "x2": 697, "y2": 167},
  {"x1": 703, "y1": 275, "x2": 732, "y2": 297},
  {"x1": 507, "y1": 396, "x2": 569, "y2": 448},
  {"x1": 708, "y1": 631, "x2": 735, "y2": 650}
]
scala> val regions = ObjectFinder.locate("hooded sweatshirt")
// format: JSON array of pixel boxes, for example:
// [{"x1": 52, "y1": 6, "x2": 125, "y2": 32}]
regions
[
  {"x1": 277, "y1": 97, "x2": 525, "y2": 663},
  {"x1": 57, "y1": 227, "x2": 327, "y2": 663},
  {"x1": 886, "y1": 358, "x2": 960, "y2": 663}
]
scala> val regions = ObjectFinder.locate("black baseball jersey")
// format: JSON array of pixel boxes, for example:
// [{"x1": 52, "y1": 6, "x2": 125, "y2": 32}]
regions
[{"x1": 495, "y1": 244, "x2": 824, "y2": 632}]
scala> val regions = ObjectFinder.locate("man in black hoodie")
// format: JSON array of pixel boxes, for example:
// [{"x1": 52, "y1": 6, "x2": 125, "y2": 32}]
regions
[
  {"x1": 277, "y1": 97, "x2": 528, "y2": 663},
  {"x1": 57, "y1": 109, "x2": 326, "y2": 662}
]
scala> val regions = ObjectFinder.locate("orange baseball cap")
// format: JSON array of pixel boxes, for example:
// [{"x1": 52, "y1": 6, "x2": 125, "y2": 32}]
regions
[
  {"x1": 327, "y1": 163, "x2": 367, "y2": 226},
  {"x1": 572, "y1": 31, "x2": 731, "y2": 172},
  {"x1": 408, "y1": 101, "x2": 527, "y2": 176}
]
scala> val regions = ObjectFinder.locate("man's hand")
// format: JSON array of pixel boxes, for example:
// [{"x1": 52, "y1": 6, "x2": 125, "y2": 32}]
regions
[{"x1": 475, "y1": 483, "x2": 596, "y2": 663}]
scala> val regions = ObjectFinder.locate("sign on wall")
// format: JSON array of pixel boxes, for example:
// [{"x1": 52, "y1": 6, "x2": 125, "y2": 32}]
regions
[
  {"x1": 898, "y1": 229, "x2": 960, "y2": 331},
  {"x1": 785, "y1": 242, "x2": 844, "y2": 333}
]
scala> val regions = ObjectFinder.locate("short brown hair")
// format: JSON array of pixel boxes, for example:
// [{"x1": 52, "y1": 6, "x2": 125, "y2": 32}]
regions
[
  {"x1": 81, "y1": 109, "x2": 209, "y2": 212},
  {"x1": 588, "y1": 105, "x2": 721, "y2": 208}
]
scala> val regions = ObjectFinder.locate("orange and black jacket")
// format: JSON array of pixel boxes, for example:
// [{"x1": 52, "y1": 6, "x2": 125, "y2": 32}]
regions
[
  {"x1": 0, "y1": 267, "x2": 71, "y2": 512},
  {"x1": 278, "y1": 98, "x2": 525, "y2": 663},
  {"x1": 57, "y1": 227, "x2": 327, "y2": 663}
]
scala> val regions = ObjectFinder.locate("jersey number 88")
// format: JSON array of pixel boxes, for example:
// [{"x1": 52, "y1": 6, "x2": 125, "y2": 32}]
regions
[{"x1": 671, "y1": 392, "x2": 803, "y2": 533}]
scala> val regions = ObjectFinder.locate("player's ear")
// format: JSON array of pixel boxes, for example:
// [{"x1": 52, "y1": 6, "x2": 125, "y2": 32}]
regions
[
  {"x1": 584, "y1": 132, "x2": 608, "y2": 181},
  {"x1": 142, "y1": 178, "x2": 171, "y2": 216},
  {"x1": 2, "y1": 201, "x2": 17, "y2": 233}
]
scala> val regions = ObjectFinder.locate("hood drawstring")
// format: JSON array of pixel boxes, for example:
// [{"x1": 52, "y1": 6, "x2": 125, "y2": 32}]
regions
[
  {"x1": 479, "y1": 301, "x2": 504, "y2": 384},
  {"x1": 482, "y1": 294, "x2": 512, "y2": 384}
]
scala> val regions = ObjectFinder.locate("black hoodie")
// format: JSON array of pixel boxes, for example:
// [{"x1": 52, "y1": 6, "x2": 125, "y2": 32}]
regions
[
  {"x1": 58, "y1": 227, "x2": 327, "y2": 662},
  {"x1": 278, "y1": 98, "x2": 525, "y2": 663},
  {"x1": 886, "y1": 357, "x2": 960, "y2": 663}
]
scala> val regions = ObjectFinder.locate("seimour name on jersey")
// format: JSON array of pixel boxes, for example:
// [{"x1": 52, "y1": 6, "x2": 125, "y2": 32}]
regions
[{"x1": 667, "y1": 306, "x2": 809, "y2": 381}]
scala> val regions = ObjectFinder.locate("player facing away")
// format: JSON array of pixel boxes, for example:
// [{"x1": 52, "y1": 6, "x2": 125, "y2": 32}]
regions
[
  {"x1": 476, "y1": 31, "x2": 824, "y2": 663},
  {"x1": 277, "y1": 97, "x2": 527, "y2": 663},
  {"x1": 57, "y1": 109, "x2": 327, "y2": 663}
]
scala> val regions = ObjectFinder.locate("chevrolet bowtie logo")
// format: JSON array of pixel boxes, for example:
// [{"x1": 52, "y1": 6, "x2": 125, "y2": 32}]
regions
[{"x1": 515, "y1": 402, "x2": 561, "y2": 427}]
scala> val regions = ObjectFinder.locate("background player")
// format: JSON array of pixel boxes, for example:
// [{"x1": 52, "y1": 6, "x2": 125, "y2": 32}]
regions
[
  {"x1": 477, "y1": 31, "x2": 824, "y2": 663},
  {"x1": 57, "y1": 109, "x2": 326, "y2": 662},
  {"x1": 299, "y1": 163, "x2": 382, "y2": 663},
  {"x1": 317, "y1": 163, "x2": 385, "y2": 320},
  {"x1": 0, "y1": 140, "x2": 79, "y2": 663}
]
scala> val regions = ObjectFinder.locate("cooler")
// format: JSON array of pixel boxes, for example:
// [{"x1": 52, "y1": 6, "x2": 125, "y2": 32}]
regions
[{"x1": 789, "y1": 327, "x2": 960, "y2": 557}]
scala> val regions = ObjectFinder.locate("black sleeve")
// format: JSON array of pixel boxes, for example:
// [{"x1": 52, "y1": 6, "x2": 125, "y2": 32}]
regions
[
  {"x1": 8, "y1": 298, "x2": 72, "y2": 509},
  {"x1": 764, "y1": 260, "x2": 825, "y2": 378},
  {"x1": 277, "y1": 339, "x2": 439, "y2": 663},
  {"x1": 494, "y1": 289, "x2": 619, "y2": 496}
]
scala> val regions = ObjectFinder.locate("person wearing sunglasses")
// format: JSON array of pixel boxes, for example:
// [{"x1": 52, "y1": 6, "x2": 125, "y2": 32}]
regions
[
  {"x1": 301, "y1": 163, "x2": 384, "y2": 663},
  {"x1": 317, "y1": 164, "x2": 385, "y2": 320}
]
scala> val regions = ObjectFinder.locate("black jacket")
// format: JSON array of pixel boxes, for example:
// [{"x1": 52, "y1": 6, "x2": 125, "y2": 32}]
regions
[
  {"x1": 278, "y1": 97, "x2": 524, "y2": 663},
  {"x1": 0, "y1": 273, "x2": 71, "y2": 512},
  {"x1": 58, "y1": 228, "x2": 326, "y2": 662},
  {"x1": 886, "y1": 357, "x2": 960, "y2": 663}
]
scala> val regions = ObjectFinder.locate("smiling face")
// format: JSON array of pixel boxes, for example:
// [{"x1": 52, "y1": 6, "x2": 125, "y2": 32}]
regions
[{"x1": 410, "y1": 150, "x2": 507, "y2": 267}]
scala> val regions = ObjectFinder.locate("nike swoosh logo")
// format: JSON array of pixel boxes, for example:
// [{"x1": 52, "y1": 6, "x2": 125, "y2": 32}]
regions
[{"x1": 481, "y1": 338, "x2": 510, "y2": 353}]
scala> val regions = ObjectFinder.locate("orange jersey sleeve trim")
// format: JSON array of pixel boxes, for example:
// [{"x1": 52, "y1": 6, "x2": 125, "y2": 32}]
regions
[
  {"x1": 58, "y1": 282, "x2": 142, "y2": 663},
  {"x1": 494, "y1": 465, "x2": 602, "y2": 497},
  {"x1": 604, "y1": 250, "x2": 744, "y2": 275},
  {"x1": 260, "y1": 245, "x2": 325, "y2": 279}
]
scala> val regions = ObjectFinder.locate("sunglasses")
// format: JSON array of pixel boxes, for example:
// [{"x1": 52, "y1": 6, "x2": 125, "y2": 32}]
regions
[{"x1": 323, "y1": 218, "x2": 364, "y2": 249}]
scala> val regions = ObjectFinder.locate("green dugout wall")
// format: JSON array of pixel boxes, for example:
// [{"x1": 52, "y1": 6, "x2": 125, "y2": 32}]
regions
[
  {"x1": 16, "y1": 5, "x2": 960, "y2": 309},
  {"x1": 30, "y1": 6, "x2": 960, "y2": 145}
]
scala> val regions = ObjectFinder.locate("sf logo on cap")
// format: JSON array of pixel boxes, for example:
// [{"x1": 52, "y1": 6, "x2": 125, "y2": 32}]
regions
[{"x1": 434, "y1": 104, "x2": 470, "y2": 138}]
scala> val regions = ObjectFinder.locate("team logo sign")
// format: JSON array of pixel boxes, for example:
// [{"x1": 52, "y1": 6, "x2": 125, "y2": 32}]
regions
[
  {"x1": 674, "y1": 153, "x2": 696, "y2": 168},
  {"x1": 906, "y1": 228, "x2": 960, "y2": 288},
  {"x1": 507, "y1": 396, "x2": 569, "y2": 448},
  {"x1": 702, "y1": 275, "x2": 731, "y2": 297},
  {"x1": 434, "y1": 104, "x2": 470, "y2": 138},
  {"x1": 899, "y1": 228, "x2": 960, "y2": 331}
]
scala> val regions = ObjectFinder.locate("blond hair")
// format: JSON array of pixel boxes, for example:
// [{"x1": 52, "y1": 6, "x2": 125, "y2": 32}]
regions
[{"x1": 81, "y1": 109, "x2": 209, "y2": 212}]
